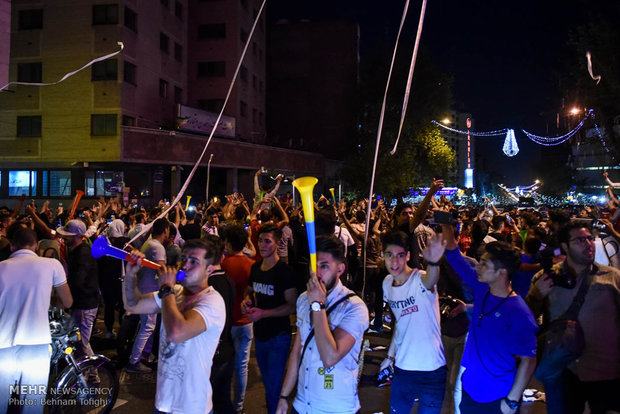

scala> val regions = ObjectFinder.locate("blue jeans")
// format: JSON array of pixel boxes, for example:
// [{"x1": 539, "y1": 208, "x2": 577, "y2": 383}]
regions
[
  {"x1": 130, "y1": 312, "x2": 157, "y2": 364},
  {"x1": 231, "y1": 323, "x2": 253, "y2": 412},
  {"x1": 390, "y1": 365, "x2": 447, "y2": 414},
  {"x1": 71, "y1": 307, "x2": 98, "y2": 357},
  {"x1": 544, "y1": 369, "x2": 620, "y2": 414},
  {"x1": 459, "y1": 389, "x2": 503, "y2": 414},
  {"x1": 254, "y1": 334, "x2": 292, "y2": 414},
  {"x1": 0, "y1": 344, "x2": 51, "y2": 414}
]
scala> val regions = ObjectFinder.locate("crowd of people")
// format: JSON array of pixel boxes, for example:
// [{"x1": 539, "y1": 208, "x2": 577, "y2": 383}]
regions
[{"x1": 0, "y1": 169, "x2": 619, "y2": 414}]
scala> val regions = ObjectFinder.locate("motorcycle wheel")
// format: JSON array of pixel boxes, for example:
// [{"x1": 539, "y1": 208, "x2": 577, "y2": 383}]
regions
[{"x1": 48, "y1": 358, "x2": 119, "y2": 414}]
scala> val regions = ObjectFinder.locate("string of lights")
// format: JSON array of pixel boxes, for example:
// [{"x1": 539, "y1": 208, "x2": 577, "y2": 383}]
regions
[
  {"x1": 521, "y1": 109, "x2": 593, "y2": 143},
  {"x1": 431, "y1": 120, "x2": 508, "y2": 136},
  {"x1": 593, "y1": 122, "x2": 616, "y2": 162}
]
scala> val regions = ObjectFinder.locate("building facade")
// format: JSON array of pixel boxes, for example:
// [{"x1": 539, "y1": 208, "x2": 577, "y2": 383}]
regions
[{"x1": 0, "y1": 0, "x2": 325, "y2": 206}]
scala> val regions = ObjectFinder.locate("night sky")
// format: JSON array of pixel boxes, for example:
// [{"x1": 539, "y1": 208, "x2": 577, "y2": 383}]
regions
[{"x1": 268, "y1": 0, "x2": 596, "y2": 185}]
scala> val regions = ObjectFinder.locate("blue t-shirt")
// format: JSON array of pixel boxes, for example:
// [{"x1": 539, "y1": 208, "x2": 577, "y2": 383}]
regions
[
  {"x1": 445, "y1": 248, "x2": 538, "y2": 403},
  {"x1": 512, "y1": 254, "x2": 537, "y2": 299}
]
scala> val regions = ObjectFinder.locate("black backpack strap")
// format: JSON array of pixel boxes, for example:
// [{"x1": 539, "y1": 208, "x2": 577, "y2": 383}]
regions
[
  {"x1": 298, "y1": 293, "x2": 356, "y2": 369},
  {"x1": 562, "y1": 272, "x2": 594, "y2": 320}
]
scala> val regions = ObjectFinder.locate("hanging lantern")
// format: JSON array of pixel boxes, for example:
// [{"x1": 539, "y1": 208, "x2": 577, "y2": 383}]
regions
[{"x1": 503, "y1": 129, "x2": 519, "y2": 156}]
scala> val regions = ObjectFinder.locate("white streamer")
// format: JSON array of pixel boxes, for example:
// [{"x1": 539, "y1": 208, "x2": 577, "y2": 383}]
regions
[
  {"x1": 0, "y1": 43, "x2": 124, "y2": 91},
  {"x1": 586, "y1": 51, "x2": 601, "y2": 84},
  {"x1": 390, "y1": 0, "x2": 428, "y2": 155},
  {"x1": 362, "y1": 0, "x2": 411, "y2": 300},
  {"x1": 124, "y1": 0, "x2": 267, "y2": 248}
]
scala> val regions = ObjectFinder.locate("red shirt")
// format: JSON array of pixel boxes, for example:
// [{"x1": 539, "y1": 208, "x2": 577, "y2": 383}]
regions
[{"x1": 221, "y1": 254, "x2": 255, "y2": 326}]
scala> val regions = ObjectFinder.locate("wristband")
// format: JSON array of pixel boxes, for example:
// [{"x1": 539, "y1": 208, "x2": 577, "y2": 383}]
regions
[
  {"x1": 426, "y1": 261, "x2": 440, "y2": 266},
  {"x1": 279, "y1": 395, "x2": 291, "y2": 402}
]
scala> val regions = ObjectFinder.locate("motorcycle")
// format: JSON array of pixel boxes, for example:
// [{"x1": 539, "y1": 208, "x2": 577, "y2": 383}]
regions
[{"x1": 47, "y1": 307, "x2": 119, "y2": 413}]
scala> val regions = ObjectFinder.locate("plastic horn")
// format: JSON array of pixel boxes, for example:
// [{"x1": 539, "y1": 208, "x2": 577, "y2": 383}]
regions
[
  {"x1": 329, "y1": 187, "x2": 335, "y2": 201},
  {"x1": 91, "y1": 236, "x2": 187, "y2": 280},
  {"x1": 68, "y1": 190, "x2": 85, "y2": 220},
  {"x1": 292, "y1": 177, "x2": 318, "y2": 273},
  {"x1": 185, "y1": 195, "x2": 192, "y2": 211}
]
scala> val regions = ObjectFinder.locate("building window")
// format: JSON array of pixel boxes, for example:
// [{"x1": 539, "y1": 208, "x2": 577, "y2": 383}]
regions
[
  {"x1": 17, "y1": 116, "x2": 42, "y2": 137},
  {"x1": 240, "y1": 65, "x2": 248, "y2": 82},
  {"x1": 252, "y1": 75, "x2": 257, "y2": 90},
  {"x1": 198, "y1": 23, "x2": 226, "y2": 39},
  {"x1": 9, "y1": 171, "x2": 37, "y2": 196},
  {"x1": 93, "y1": 4, "x2": 119, "y2": 25},
  {"x1": 92, "y1": 59, "x2": 117, "y2": 81},
  {"x1": 85, "y1": 170, "x2": 124, "y2": 197},
  {"x1": 259, "y1": 111, "x2": 264, "y2": 126},
  {"x1": 240, "y1": 28, "x2": 248, "y2": 43},
  {"x1": 42, "y1": 171, "x2": 72, "y2": 197},
  {"x1": 175, "y1": 1, "x2": 183, "y2": 19},
  {"x1": 17, "y1": 62, "x2": 42, "y2": 83},
  {"x1": 18, "y1": 9, "x2": 43, "y2": 30},
  {"x1": 197, "y1": 99, "x2": 224, "y2": 112},
  {"x1": 91, "y1": 114, "x2": 118, "y2": 136},
  {"x1": 259, "y1": 80, "x2": 264, "y2": 93},
  {"x1": 161, "y1": 0, "x2": 169, "y2": 8},
  {"x1": 174, "y1": 43, "x2": 182, "y2": 62},
  {"x1": 253, "y1": 41, "x2": 257, "y2": 57},
  {"x1": 122, "y1": 115, "x2": 136, "y2": 126},
  {"x1": 123, "y1": 61, "x2": 136, "y2": 85},
  {"x1": 174, "y1": 86, "x2": 182, "y2": 103},
  {"x1": 240, "y1": 0, "x2": 248, "y2": 10},
  {"x1": 240, "y1": 100, "x2": 247, "y2": 117},
  {"x1": 159, "y1": 79, "x2": 168, "y2": 98},
  {"x1": 124, "y1": 6, "x2": 137, "y2": 32},
  {"x1": 252, "y1": 108, "x2": 257, "y2": 126},
  {"x1": 160, "y1": 33, "x2": 169, "y2": 54},
  {"x1": 197, "y1": 61, "x2": 225, "y2": 77}
]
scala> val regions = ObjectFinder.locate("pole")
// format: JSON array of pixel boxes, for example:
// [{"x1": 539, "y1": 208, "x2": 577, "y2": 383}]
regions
[{"x1": 206, "y1": 154, "x2": 214, "y2": 204}]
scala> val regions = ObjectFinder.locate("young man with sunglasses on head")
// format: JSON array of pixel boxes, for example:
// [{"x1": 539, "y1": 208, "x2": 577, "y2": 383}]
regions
[
  {"x1": 527, "y1": 221, "x2": 620, "y2": 414},
  {"x1": 123, "y1": 238, "x2": 225, "y2": 414}
]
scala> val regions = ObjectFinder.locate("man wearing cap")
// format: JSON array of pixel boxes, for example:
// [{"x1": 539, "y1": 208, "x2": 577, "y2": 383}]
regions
[
  {"x1": 0, "y1": 225, "x2": 73, "y2": 412},
  {"x1": 57, "y1": 219, "x2": 100, "y2": 362}
]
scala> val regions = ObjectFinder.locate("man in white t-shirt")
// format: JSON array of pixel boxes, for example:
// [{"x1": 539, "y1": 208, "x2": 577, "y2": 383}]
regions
[
  {"x1": 123, "y1": 238, "x2": 225, "y2": 414},
  {"x1": 0, "y1": 225, "x2": 73, "y2": 412},
  {"x1": 381, "y1": 230, "x2": 447, "y2": 414}
]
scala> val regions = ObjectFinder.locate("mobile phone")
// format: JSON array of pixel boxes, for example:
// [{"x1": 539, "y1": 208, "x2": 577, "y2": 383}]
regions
[
  {"x1": 244, "y1": 223, "x2": 250, "y2": 230},
  {"x1": 434, "y1": 210, "x2": 452, "y2": 225},
  {"x1": 213, "y1": 196, "x2": 218, "y2": 202}
]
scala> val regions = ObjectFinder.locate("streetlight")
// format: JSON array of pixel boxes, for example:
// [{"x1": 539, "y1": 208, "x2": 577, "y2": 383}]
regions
[
  {"x1": 570, "y1": 107, "x2": 580, "y2": 116},
  {"x1": 441, "y1": 118, "x2": 451, "y2": 124}
]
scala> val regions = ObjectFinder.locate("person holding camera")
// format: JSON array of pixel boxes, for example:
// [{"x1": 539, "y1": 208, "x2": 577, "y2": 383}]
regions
[{"x1": 526, "y1": 221, "x2": 620, "y2": 414}]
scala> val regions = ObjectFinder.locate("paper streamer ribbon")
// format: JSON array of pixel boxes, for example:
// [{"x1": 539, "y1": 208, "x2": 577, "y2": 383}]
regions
[
  {"x1": 586, "y1": 51, "x2": 601, "y2": 85},
  {"x1": 361, "y1": 0, "x2": 411, "y2": 302},
  {"x1": 390, "y1": 0, "x2": 428, "y2": 155},
  {"x1": 1, "y1": 42, "x2": 124, "y2": 91},
  {"x1": 124, "y1": 0, "x2": 266, "y2": 248}
]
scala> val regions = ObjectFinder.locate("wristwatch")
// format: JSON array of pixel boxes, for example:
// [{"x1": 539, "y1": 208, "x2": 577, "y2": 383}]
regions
[
  {"x1": 310, "y1": 301, "x2": 325, "y2": 312},
  {"x1": 158, "y1": 284, "x2": 173, "y2": 299},
  {"x1": 503, "y1": 397, "x2": 521, "y2": 410}
]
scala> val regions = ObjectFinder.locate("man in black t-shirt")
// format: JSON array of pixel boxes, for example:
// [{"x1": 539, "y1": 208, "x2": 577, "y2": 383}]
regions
[{"x1": 242, "y1": 224, "x2": 296, "y2": 414}]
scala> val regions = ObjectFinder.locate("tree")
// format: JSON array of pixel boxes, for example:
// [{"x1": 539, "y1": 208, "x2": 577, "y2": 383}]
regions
[{"x1": 340, "y1": 47, "x2": 456, "y2": 196}]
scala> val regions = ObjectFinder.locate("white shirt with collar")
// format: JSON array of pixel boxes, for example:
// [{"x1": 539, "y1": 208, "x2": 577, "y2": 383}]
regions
[
  {"x1": 0, "y1": 249, "x2": 67, "y2": 348},
  {"x1": 293, "y1": 280, "x2": 368, "y2": 414}
]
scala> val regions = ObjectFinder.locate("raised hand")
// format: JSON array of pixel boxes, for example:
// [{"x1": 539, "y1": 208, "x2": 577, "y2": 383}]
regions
[{"x1": 423, "y1": 233, "x2": 447, "y2": 264}]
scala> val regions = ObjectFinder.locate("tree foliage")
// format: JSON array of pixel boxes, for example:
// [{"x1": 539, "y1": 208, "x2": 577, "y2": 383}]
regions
[{"x1": 340, "y1": 48, "x2": 456, "y2": 196}]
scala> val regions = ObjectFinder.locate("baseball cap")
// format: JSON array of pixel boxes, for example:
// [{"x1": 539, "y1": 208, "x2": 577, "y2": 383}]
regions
[{"x1": 56, "y1": 219, "x2": 87, "y2": 237}]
